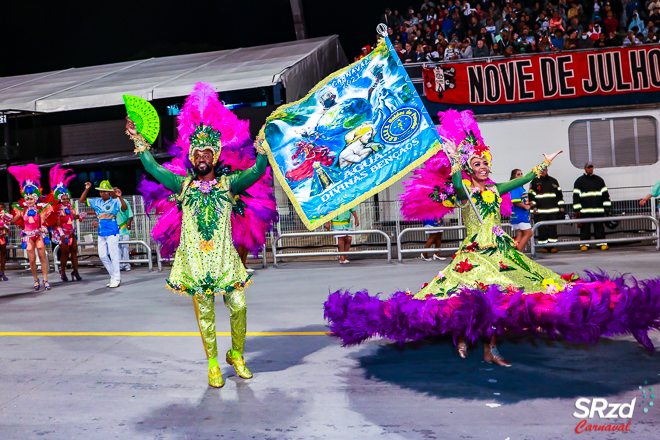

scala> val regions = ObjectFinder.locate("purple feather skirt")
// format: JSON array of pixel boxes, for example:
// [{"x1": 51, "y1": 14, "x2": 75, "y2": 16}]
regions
[{"x1": 324, "y1": 271, "x2": 660, "y2": 353}]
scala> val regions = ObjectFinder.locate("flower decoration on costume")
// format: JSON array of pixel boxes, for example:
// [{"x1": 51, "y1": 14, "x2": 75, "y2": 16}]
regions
[
  {"x1": 198, "y1": 180, "x2": 217, "y2": 194},
  {"x1": 499, "y1": 261, "x2": 515, "y2": 272},
  {"x1": 445, "y1": 131, "x2": 492, "y2": 175},
  {"x1": 199, "y1": 240, "x2": 214, "y2": 253},
  {"x1": 189, "y1": 123, "x2": 222, "y2": 165},
  {"x1": 492, "y1": 225, "x2": 505, "y2": 237},
  {"x1": 542, "y1": 278, "x2": 564, "y2": 294},
  {"x1": 482, "y1": 190, "x2": 496, "y2": 204},
  {"x1": 454, "y1": 259, "x2": 475, "y2": 273},
  {"x1": 561, "y1": 273, "x2": 580, "y2": 282}
]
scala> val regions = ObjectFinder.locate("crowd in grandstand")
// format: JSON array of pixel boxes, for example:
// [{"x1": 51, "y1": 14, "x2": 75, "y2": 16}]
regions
[{"x1": 358, "y1": 0, "x2": 660, "y2": 61}]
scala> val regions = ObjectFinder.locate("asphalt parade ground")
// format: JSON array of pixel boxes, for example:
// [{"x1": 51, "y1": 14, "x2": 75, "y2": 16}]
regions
[{"x1": 1, "y1": 247, "x2": 659, "y2": 440}]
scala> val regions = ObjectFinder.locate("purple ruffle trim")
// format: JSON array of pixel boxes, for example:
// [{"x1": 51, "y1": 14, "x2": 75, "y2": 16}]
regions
[{"x1": 323, "y1": 271, "x2": 660, "y2": 353}]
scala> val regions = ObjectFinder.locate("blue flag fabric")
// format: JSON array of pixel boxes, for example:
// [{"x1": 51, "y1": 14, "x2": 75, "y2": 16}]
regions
[{"x1": 257, "y1": 37, "x2": 443, "y2": 230}]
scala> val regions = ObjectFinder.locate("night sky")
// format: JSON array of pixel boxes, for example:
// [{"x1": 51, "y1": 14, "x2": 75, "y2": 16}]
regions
[{"x1": 1, "y1": 0, "x2": 414, "y2": 78}]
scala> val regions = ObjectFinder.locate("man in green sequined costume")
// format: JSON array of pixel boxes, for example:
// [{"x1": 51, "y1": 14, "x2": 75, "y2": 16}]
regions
[{"x1": 126, "y1": 118, "x2": 267, "y2": 388}]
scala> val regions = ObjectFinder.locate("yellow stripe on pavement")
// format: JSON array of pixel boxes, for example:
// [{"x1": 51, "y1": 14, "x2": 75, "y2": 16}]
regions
[{"x1": 0, "y1": 331, "x2": 328, "y2": 336}]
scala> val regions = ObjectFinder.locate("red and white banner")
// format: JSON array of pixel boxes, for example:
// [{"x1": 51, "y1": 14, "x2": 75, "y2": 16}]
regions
[{"x1": 423, "y1": 46, "x2": 660, "y2": 104}]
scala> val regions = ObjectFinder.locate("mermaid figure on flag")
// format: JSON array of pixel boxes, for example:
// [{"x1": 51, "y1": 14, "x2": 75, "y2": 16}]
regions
[{"x1": 324, "y1": 110, "x2": 660, "y2": 366}]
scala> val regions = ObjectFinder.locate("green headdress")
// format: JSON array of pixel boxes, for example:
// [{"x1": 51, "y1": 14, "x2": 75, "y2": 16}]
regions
[{"x1": 189, "y1": 123, "x2": 222, "y2": 165}]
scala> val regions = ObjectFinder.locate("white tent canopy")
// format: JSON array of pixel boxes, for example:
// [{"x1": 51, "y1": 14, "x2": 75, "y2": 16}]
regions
[{"x1": 0, "y1": 36, "x2": 346, "y2": 113}]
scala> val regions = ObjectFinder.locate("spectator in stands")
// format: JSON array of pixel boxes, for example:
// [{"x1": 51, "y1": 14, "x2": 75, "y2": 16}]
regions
[
  {"x1": 626, "y1": 1, "x2": 643, "y2": 21},
  {"x1": 650, "y1": 1, "x2": 660, "y2": 14},
  {"x1": 629, "y1": 11, "x2": 644, "y2": 31},
  {"x1": 550, "y1": 11, "x2": 566, "y2": 30},
  {"x1": 594, "y1": 31, "x2": 608, "y2": 46},
  {"x1": 587, "y1": 23, "x2": 602, "y2": 40},
  {"x1": 578, "y1": 29, "x2": 595, "y2": 47},
  {"x1": 445, "y1": 39, "x2": 461, "y2": 59},
  {"x1": 474, "y1": 38, "x2": 490, "y2": 57},
  {"x1": 430, "y1": 43, "x2": 445, "y2": 60},
  {"x1": 642, "y1": 21, "x2": 655, "y2": 40},
  {"x1": 538, "y1": 33, "x2": 558, "y2": 50},
  {"x1": 357, "y1": 46, "x2": 371, "y2": 60},
  {"x1": 459, "y1": 39, "x2": 474, "y2": 57},
  {"x1": 573, "y1": 162, "x2": 611, "y2": 251},
  {"x1": 603, "y1": 10, "x2": 619, "y2": 34},
  {"x1": 650, "y1": 7, "x2": 660, "y2": 27},
  {"x1": 606, "y1": 29, "x2": 623, "y2": 45},
  {"x1": 551, "y1": 28, "x2": 566, "y2": 48},
  {"x1": 381, "y1": 8, "x2": 396, "y2": 27},
  {"x1": 623, "y1": 28, "x2": 643, "y2": 44}
]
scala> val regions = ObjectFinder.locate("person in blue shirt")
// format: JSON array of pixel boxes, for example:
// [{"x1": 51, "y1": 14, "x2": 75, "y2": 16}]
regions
[
  {"x1": 79, "y1": 180, "x2": 127, "y2": 288},
  {"x1": 509, "y1": 169, "x2": 532, "y2": 252}
]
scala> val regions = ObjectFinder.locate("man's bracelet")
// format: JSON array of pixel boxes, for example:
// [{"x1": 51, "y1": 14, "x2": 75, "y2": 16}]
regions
[{"x1": 126, "y1": 130, "x2": 151, "y2": 154}]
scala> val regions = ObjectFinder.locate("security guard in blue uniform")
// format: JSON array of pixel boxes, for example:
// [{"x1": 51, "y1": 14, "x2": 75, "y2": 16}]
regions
[{"x1": 573, "y1": 162, "x2": 611, "y2": 251}]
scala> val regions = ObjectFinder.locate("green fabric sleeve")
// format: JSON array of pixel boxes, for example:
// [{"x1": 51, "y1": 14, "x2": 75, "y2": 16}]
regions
[
  {"x1": 139, "y1": 150, "x2": 185, "y2": 193},
  {"x1": 229, "y1": 154, "x2": 268, "y2": 195},
  {"x1": 651, "y1": 179, "x2": 660, "y2": 198},
  {"x1": 452, "y1": 172, "x2": 469, "y2": 201},
  {"x1": 496, "y1": 170, "x2": 535, "y2": 195}
]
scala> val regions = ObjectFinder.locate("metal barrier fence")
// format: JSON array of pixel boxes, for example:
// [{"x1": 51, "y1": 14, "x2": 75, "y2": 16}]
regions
[
  {"x1": 271, "y1": 230, "x2": 392, "y2": 266},
  {"x1": 53, "y1": 240, "x2": 153, "y2": 273},
  {"x1": 4, "y1": 244, "x2": 50, "y2": 272},
  {"x1": 396, "y1": 223, "x2": 514, "y2": 262},
  {"x1": 2, "y1": 187, "x2": 658, "y2": 267},
  {"x1": 529, "y1": 215, "x2": 660, "y2": 258}
]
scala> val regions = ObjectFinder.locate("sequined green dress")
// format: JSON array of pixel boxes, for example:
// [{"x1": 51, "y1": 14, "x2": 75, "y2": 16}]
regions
[
  {"x1": 165, "y1": 175, "x2": 250, "y2": 296},
  {"x1": 414, "y1": 172, "x2": 566, "y2": 299},
  {"x1": 139, "y1": 150, "x2": 268, "y2": 297}
]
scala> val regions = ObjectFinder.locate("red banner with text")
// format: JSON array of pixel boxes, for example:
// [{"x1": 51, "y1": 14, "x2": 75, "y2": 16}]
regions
[{"x1": 422, "y1": 46, "x2": 660, "y2": 104}]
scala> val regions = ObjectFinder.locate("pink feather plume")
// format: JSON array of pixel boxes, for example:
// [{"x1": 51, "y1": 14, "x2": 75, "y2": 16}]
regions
[
  {"x1": 49, "y1": 164, "x2": 75, "y2": 189},
  {"x1": 8, "y1": 164, "x2": 41, "y2": 188},
  {"x1": 175, "y1": 82, "x2": 251, "y2": 156}
]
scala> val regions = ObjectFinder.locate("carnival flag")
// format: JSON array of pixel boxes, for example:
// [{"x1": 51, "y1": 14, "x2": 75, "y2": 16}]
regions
[{"x1": 257, "y1": 37, "x2": 443, "y2": 230}]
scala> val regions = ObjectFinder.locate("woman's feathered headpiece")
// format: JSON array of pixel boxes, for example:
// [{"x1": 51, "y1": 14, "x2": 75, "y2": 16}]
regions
[
  {"x1": 176, "y1": 82, "x2": 251, "y2": 166},
  {"x1": 49, "y1": 164, "x2": 75, "y2": 201},
  {"x1": 8, "y1": 164, "x2": 42, "y2": 200},
  {"x1": 438, "y1": 110, "x2": 492, "y2": 174}
]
